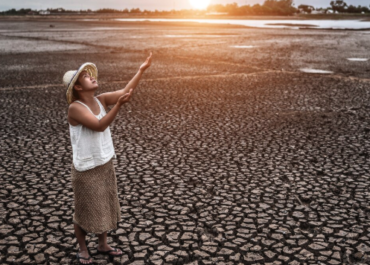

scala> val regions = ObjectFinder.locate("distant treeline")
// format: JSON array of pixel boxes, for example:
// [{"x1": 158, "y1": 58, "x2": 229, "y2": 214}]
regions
[
  {"x1": 1, "y1": 8, "x2": 34, "y2": 15},
  {"x1": 1, "y1": 0, "x2": 370, "y2": 16},
  {"x1": 345, "y1": 5, "x2": 370, "y2": 13},
  {"x1": 0, "y1": 8, "x2": 94, "y2": 15},
  {"x1": 329, "y1": 0, "x2": 369, "y2": 13},
  {"x1": 208, "y1": 0, "x2": 296, "y2": 16}
]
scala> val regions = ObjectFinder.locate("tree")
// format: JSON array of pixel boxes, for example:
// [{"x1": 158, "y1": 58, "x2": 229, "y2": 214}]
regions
[
  {"x1": 130, "y1": 8, "x2": 141, "y2": 13},
  {"x1": 330, "y1": 0, "x2": 347, "y2": 13},
  {"x1": 207, "y1": 0, "x2": 296, "y2": 16},
  {"x1": 263, "y1": 0, "x2": 296, "y2": 15}
]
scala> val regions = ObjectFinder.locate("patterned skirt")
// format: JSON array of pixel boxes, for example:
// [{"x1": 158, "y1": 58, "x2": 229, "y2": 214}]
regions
[{"x1": 71, "y1": 158, "x2": 121, "y2": 234}]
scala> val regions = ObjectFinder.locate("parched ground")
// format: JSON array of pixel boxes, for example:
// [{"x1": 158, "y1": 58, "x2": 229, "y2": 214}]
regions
[{"x1": 1, "y1": 17, "x2": 370, "y2": 265}]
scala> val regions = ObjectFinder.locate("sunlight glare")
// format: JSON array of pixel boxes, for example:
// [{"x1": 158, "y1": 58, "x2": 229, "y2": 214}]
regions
[{"x1": 189, "y1": 0, "x2": 211, "y2": 10}]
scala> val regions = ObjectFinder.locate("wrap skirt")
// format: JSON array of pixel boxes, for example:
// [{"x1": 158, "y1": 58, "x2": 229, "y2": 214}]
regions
[{"x1": 71, "y1": 158, "x2": 121, "y2": 234}]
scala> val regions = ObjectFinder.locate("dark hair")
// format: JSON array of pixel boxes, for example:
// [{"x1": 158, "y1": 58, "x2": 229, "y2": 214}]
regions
[{"x1": 72, "y1": 79, "x2": 81, "y2": 101}]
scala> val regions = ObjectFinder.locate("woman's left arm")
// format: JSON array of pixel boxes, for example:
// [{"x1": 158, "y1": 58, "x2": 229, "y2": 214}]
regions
[{"x1": 98, "y1": 52, "x2": 152, "y2": 106}]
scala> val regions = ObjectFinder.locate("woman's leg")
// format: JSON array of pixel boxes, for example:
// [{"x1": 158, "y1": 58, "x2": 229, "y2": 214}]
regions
[
  {"x1": 74, "y1": 223, "x2": 93, "y2": 264},
  {"x1": 97, "y1": 231, "x2": 123, "y2": 254}
]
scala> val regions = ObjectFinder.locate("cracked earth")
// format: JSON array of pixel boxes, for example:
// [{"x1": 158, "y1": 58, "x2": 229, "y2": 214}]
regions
[{"x1": 1, "y1": 17, "x2": 370, "y2": 264}]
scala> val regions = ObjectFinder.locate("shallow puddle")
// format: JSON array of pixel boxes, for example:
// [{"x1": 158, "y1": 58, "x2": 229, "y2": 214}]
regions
[
  {"x1": 164, "y1": 35, "x2": 223, "y2": 38},
  {"x1": 231, "y1": 45, "x2": 255, "y2": 48},
  {"x1": 90, "y1": 27, "x2": 128, "y2": 30},
  {"x1": 111, "y1": 18, "x2": 370, "y2": 30},
  {"x1": 300, "y1": 68, "x2": 333, "y2": 74},
  {"x1": 265, "y1": 23, "x2": 318, "y2": 28},
  {"x1": 347, "y1": 58, "x2": 368, "y2": 61}
]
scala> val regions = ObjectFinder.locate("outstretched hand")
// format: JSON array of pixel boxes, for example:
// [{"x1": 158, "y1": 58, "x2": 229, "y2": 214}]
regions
[
  {"x1": 139, "y1": 52, "x2": 152, "y2": 72},
  {"x1": 117, "y1": 88, "x2": 133, "y2": 106}
]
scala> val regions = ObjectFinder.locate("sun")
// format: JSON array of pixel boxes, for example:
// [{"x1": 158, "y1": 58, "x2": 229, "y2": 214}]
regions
[{"x1": 189, "y1": 0, "x2": 211, "y2": 10}]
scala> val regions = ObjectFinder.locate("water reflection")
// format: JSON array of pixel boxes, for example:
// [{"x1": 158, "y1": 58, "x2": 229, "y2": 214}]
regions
[
  {"x1": 231, "y1": 45, "x2": 255, "y2": 48},
  {"x1": 347, "y1": 58, "x2": 368, "y2": 61},
  {"x1": 109, "y1": 18, "x2": 370, "y2": 30},
  {"x1": 300, "y1": 68, "x2": 333, "y2": 74},
  {"x1": 164, "y1": 34, "x2": 224, "y2": 38}
]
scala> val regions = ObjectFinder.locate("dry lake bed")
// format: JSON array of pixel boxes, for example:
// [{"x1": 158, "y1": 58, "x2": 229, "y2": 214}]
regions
[{"x1": 1, "y1": 17, "x2": 370, "y2": 264}]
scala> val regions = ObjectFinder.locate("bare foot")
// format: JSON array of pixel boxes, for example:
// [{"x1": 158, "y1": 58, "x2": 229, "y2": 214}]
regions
[
  {"x1": 77, "y1": 249, "x2": 93, "y2": 264},
  {"x1": 97, "y1": 244, "x2": 123, "y2": 255}
]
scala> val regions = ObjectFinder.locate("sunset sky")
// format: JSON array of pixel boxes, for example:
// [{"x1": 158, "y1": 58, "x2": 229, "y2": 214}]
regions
[{"x1": 1, "y1": 0, "x2": 368, "y2": 11}]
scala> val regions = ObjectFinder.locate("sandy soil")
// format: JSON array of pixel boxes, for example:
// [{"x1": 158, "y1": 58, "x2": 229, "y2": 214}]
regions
[{"x1": 1, "y1": 18, "x2": 370, "y2": 264}]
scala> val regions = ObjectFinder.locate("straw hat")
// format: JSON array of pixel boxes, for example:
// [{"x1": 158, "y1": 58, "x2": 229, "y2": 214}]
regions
[{"x1": 63, "y1": 62, "x2": 98, "y2": 105}]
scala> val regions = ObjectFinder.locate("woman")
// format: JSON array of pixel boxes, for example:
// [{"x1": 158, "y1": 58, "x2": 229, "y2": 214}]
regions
[{"x1": 64, "y1": 52, "x2": 152, "y2": 264}]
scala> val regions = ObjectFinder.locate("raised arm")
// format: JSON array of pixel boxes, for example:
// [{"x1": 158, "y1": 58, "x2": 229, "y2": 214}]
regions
[
  {"x1": 69, "y1": 89, "x2": 133, "y2": 132},
  {"x1": 98, "y1": 52, "x2": 152, "y2": 107}
]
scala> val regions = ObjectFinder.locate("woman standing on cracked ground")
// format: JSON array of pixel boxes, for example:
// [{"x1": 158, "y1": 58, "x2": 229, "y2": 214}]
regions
[{"x1": 63, "y1": 52, "x2": 152, "y2": 264}]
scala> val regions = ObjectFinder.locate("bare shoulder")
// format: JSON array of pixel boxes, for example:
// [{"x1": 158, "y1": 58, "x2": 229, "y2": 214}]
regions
[
  {"x1": 68, "y1": 102, "x2": 85, "y2": 126},
  {"x1": 68, "y1": 101, "x2": 83, "y2": 113}
]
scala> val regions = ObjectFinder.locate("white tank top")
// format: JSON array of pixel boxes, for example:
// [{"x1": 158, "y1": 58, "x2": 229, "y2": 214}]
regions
[{"x1": 69, "y1": 97, "x2": 116, "y2": 171}]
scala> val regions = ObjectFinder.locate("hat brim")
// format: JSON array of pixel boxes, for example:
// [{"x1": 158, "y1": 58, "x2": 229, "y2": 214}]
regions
[{"x1": 66, "y1": 62, "x2": 98, "y2": 105}]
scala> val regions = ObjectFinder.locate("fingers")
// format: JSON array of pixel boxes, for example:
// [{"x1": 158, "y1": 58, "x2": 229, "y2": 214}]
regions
[
  {"x1": 123, "y1": 88, "x2": 133, "y2": 97},
  {"x1": 121, "y1": 93, "x2": 131, "y2": 101},
  {"x1": 119, "y1": 88, "x2": 134, "y2": 102}
]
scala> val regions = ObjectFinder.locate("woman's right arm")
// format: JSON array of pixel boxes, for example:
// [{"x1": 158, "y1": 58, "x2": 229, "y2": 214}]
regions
[{"x1": 68, "y1": 88, "x2": 133, "y2": 132}]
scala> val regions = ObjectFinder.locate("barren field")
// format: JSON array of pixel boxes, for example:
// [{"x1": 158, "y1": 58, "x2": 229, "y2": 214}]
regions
[{"x1": 1, "y1": 18, "x2": 370, "y2": 265}]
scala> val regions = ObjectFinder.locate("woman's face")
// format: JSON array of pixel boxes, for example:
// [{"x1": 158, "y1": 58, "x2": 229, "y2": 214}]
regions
[{"x1": 74, "y1": 70, "x2": 98, "y2": 91}]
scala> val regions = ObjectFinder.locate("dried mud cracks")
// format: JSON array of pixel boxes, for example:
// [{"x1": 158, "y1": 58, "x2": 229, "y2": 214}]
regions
[{"x1": 1, "y1": 23, "x2": 370, "y2": 265}]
